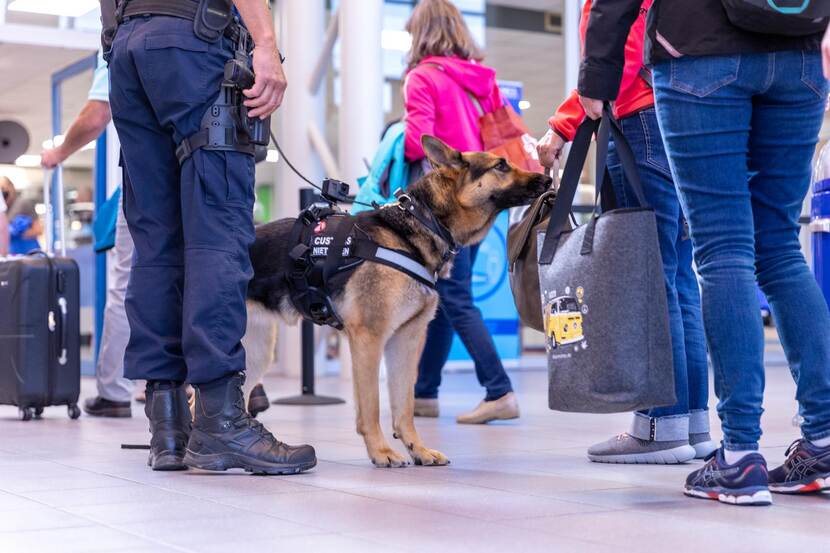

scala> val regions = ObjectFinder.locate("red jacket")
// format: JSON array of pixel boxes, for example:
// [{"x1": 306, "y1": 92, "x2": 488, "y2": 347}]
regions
[{"x1": 549, "y1": 0, "x2": 653, "y2": 141}]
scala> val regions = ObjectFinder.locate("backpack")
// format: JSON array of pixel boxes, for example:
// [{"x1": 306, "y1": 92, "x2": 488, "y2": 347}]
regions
[
  {"x1": 721, "y1": 0, "x2": 830, "y2": 36},
  {"x1": 352, "y1": 121, "x2": 410, "y2": 214}
]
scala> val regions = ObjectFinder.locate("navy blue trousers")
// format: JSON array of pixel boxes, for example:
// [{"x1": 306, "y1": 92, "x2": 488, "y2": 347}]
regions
[
  {"x1": 415, "y1": 244, "x2": 513, "y2": 401},
  {"x1": 109, "y1": 16, "x2": 255, "y2": 384}
]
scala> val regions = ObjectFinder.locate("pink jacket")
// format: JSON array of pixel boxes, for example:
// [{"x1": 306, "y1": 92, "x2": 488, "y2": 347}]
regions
[{"x1": 403, "y1": 56, "x2": 502, "y2": 161}]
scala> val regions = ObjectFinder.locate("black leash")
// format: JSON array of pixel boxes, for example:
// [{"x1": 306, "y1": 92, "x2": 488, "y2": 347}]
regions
[
  {"x1": 268, "y1": 131, "x2": 459, "y2": 259},
  {"x1": 269, "y1": 130, "x2": 376, "y2": 210}
]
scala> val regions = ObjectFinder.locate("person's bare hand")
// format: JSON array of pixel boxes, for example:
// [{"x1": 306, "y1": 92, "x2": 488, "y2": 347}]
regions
[
  {"x1": 41, "y1": 148, "x2": 64, "y2": 169},
  {"x1": 243, "y1": 46, "x2": 287, "y2": 119},
  {"x1": 579, "y1": 96, "x2": 603, "y2": 120},
  {"x1": 823, "y1": 21, "x2": 830, "y2": 79},
  {"x1": 537, "y1": 128, "x2": 566, "y2": 169}
]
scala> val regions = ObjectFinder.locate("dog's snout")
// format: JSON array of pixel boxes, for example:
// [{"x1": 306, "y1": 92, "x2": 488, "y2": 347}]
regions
[{"x1": 542, "y1": 175, "x2": 554, "y2": 188}]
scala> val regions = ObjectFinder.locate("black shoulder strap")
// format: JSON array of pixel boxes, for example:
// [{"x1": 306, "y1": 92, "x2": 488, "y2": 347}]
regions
[
  {"x1": 538, "y1": 103, "x2": 649, "y2": 265},
  {"x1": 538, "y1": 117, "x2": 598, "y2": 265}
]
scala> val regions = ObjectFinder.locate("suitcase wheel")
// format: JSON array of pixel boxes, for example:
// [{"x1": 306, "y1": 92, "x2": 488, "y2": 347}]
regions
[
  {"x1": 19, "y1": 408, "x2": 34, "y2": 422},
  {"x1": 68, "y1": 404, "x2": 81, "y2": 420},
  {"x1": 34, "y1": 407, "x2": 44, "y2": 419}
]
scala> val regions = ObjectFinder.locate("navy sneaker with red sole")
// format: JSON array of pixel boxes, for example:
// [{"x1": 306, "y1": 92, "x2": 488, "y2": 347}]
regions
[
  {"x1": 768, "y1": 439, "x2": 830, "y2": 494},
  {"x1": 684, "y1": 448, "x2": 772, "y2": 506}
]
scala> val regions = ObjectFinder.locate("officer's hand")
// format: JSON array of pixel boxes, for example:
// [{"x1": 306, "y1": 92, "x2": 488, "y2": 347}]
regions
[
  {"x1": 244, "y1": 46, "x2": 287, "y2": 119},
  {"x1": 537, "y1": 128, "x2": 566, "y2": 169},
  {"x1": 41, "y1": 148, "x2": 64, "y2": 170}
]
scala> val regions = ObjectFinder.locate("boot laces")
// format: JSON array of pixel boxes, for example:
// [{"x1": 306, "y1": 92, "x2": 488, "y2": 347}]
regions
[{"x1": 231, "y1": 397, "x2": 278, "y2": 445}]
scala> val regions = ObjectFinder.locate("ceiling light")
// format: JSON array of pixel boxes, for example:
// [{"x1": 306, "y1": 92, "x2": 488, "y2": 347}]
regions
[
  {"x1": 266, "y1": 149, "x2": 279, "y2": 163},
  {"x1": 518, "y1": 100, "x2": 531, "y2": 111},
  {"x1": 8, "y1": 0, "x2": 99, "y2": 18},
  {"x1": 15, "y1": 154, "x2": 41, "y2": 167}
]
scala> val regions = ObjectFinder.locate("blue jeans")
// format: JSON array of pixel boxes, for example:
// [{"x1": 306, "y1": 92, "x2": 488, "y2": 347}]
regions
[
  {"x1": 415, "y1": 244, "x2": 513, "y2": 401},
  {"x1": 109, "y1": 16, "x2": 255, "y2": 385},
  {"x1": 653, "y1": 50, "x2": 830, "y2": 450},
  {"x1": 607, "y1": 108, "x2": 710, "y2": 441}
]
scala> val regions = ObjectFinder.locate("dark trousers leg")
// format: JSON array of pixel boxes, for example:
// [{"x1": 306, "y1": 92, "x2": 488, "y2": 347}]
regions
[
  {"x1": 416, "y1": 246, "x2": 513, "y2": 401},
  {"x1": 109, "y1": 16, "x2": 254, "y2": 384}
]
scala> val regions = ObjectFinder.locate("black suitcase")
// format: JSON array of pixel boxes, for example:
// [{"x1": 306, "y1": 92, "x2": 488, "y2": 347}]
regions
[{"x1": 0, "y1": 171, "x2": 82, "y2": 421}]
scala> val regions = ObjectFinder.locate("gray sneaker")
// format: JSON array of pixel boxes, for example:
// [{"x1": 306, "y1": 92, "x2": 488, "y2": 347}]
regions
[
  {"x1": 689, "y1": 432, "x2": 718, "y2": 459},
  {"x1": 588, "y1": 433, "x2": 696, "y2": 464}
]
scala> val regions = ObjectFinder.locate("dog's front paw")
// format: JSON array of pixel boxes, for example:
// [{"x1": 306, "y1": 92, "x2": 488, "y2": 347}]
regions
[
  {"x1": 369, "y1": 447, "x2": 410, "y2": 468},
  {"x1": 409, "y1": 446, "x2": 450, "y2": 466}
]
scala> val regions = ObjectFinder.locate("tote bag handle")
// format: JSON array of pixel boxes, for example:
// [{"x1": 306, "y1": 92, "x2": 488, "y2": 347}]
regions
[{"x1": 538, "y1": 103, "x2": 647, "y2": 265}]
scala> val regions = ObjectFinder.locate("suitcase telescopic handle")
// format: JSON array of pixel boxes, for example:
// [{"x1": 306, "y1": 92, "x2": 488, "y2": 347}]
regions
[{"x1": 41, "y1": 166, "x2": 67, "y2": 257}]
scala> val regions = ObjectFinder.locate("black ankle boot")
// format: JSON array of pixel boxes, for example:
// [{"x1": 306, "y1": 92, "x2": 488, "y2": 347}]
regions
[
  {"x1": 184, "y1": 373, "x2": 316, "y2": 475},
  {"x1": 144, "y1": 381, "x2": 191, "y2": 471}
]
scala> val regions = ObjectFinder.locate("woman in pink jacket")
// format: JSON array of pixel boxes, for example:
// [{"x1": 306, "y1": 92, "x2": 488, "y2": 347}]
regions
[{"x1": 405, "y1": 0, "x2": 519, "y2": 425}]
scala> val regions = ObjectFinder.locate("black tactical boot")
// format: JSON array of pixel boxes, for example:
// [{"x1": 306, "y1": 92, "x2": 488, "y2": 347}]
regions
[
  {"x1": 144, "y1": 381, "x2": 191, "y2": 471},
  {"x1": 248, "y1": 383, "x2": 270, "y2": 418},
  {"x1": 184, "y1": 373, "x2": 316, "y2": 475}
]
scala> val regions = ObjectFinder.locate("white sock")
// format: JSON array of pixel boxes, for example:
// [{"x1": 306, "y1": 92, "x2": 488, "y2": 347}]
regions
[
  {"x1": 811, "y1": 436, "x2": 830, "y2": 448},
  {"x1": 723, "y1": 449, "x2": 755, "y2": 465}
]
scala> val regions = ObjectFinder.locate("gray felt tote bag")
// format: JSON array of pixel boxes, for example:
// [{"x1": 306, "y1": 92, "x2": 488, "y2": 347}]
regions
[{"x1": 536, "y1": 106, "x2": 676, "y2": 413}]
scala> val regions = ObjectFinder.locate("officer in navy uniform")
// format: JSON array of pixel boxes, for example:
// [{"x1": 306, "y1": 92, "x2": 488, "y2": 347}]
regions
[{"x1": 103, "y1": 0, "x2": 316, "y2": 474}]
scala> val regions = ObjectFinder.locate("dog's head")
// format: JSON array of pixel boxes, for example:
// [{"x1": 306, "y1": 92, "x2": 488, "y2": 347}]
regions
[{"x1": 411, "y1": 135, "x2": 552, "y2": 246}]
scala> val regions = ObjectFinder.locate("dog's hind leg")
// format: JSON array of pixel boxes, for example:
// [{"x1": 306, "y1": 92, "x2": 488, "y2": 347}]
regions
[
  {"x1": 347, "y1": 329, "x2": 409, "y2": 468},
  {"x1": 384, "y1": 305, "x2": 450, "y2": 467},
  {"x1": 241, "y1": 301, "x2": 278, "y2": 409}
]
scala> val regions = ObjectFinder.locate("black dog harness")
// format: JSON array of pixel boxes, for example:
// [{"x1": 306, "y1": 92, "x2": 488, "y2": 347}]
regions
[{"x1": 287, "y1": 195, "x2": 449, "y2": 330}]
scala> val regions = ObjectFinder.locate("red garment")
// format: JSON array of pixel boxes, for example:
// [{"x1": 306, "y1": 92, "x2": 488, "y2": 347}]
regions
[
  {"x1": 549, "y1": 0, "x2": 654, "y2": 141},
  {"x1": 403, "y1": 56, "x2": 502, "y2": 161}
]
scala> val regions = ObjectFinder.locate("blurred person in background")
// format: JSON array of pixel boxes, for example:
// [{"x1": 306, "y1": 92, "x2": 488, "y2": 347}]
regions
[
  {"x1": 404, "y1": 0, "x2": 519, "y2": 424},
  {"x1": 0, "y1": 176, "x2": 41, "y2": 255},
  {"x1": 0, "y1": 183, "x2": 8, "y2": 255},
  {"x1": 538, "y1": 0, "x2": 714, "y2": 465},
  {"x1": 41, "y1": 51, "x2": 135, "y2": 418}
]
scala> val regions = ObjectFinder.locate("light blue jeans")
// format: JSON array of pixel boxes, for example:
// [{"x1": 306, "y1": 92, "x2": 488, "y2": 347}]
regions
[
  {"x1": 608, "y1": 107, "x2": 710, "y2": 442},
  {"x1": 653, "y1": 50, "x2": 830, "y2": 450}
]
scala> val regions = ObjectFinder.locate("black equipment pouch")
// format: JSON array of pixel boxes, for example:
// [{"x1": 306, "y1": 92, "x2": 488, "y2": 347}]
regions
[
  {"x1": 194, "y1": 0, "x2": 233, "y2": 42},
  {"x1": 100, "y1": 0, "x2": 121, "y2": 62}
]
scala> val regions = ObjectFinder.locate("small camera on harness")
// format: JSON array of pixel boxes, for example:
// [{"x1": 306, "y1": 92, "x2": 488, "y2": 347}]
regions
[{"x1": 321, "y1": 179, "x2": 352, "y2": 205}]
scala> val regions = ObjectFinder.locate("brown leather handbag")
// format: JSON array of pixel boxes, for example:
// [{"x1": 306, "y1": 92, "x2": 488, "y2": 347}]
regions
[{"x1": 507, "y1": 188, "x2": 558, "y2": 332}]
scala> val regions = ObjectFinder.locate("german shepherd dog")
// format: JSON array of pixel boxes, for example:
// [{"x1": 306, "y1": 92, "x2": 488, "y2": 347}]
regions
[{"x1": 243, "y1": 136, "x2": 551, "y2": 468}]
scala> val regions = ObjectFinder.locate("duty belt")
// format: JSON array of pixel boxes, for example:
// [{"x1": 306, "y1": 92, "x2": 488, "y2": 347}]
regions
[{"x1": 119, "y1": 0, "x2": 245, "y2": 45}]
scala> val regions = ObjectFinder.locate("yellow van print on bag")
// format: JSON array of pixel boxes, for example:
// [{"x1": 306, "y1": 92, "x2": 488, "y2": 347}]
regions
[{"x1": 544, "y1": 295, "x2": 585, "y2": 349}]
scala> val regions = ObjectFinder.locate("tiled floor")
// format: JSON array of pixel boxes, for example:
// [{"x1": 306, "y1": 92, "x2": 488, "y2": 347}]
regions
[{"x1": 1, "y1": 336, "x2": 827, "y2": 553}]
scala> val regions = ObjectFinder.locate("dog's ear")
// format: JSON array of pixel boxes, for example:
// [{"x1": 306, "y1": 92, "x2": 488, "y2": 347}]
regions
[{"x1": 421, "y1": 135, "x2": 465, "y2": 170}]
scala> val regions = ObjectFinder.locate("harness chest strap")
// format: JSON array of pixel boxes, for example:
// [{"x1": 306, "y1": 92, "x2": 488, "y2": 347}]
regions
[{"x1": 286, "y1": 211, "x2": 436, "y2": 329}]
